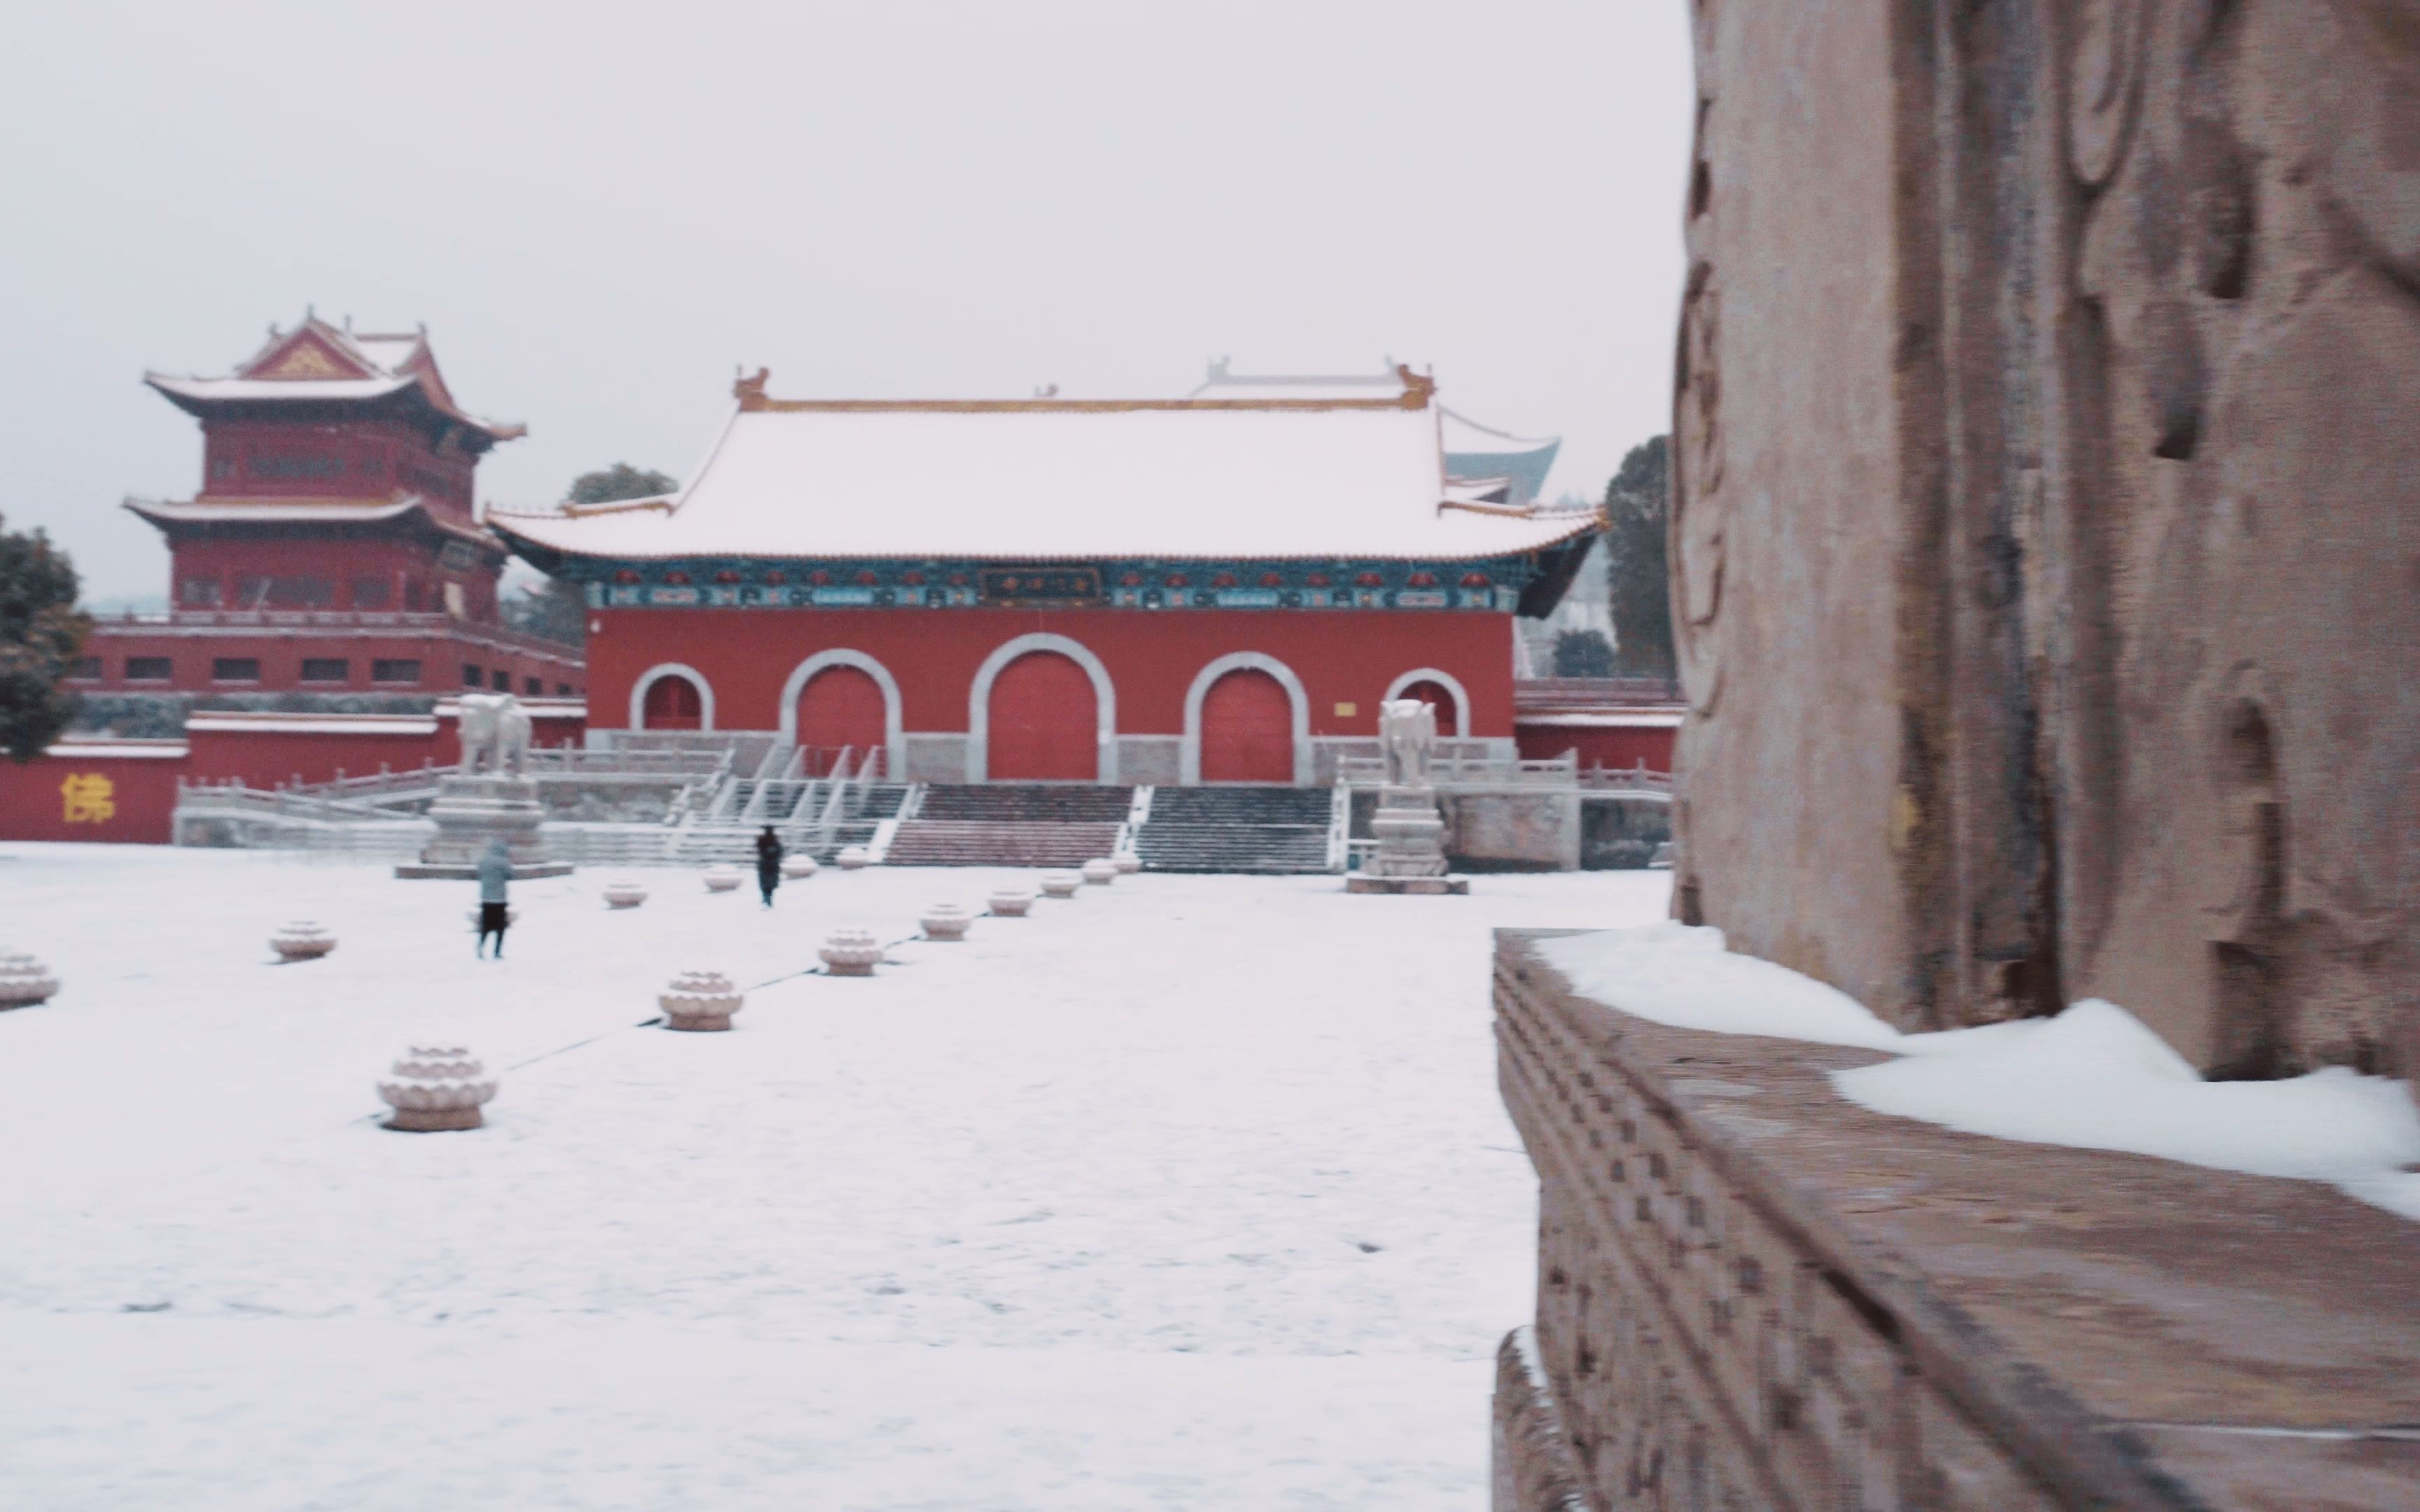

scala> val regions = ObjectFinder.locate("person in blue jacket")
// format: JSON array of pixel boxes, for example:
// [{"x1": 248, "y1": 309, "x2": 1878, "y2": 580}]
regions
[{"x1": 476, "y1": 838, "x2": 512, "y2": 959}]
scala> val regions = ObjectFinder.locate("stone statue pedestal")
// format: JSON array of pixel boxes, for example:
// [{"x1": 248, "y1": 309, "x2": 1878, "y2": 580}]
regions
[
  {"x1": 394, "y1": 775, "x2": 573, "y2": 880},
  {"x1": 1347, "y1": 784, "x2": 1468, "y2": 895}
]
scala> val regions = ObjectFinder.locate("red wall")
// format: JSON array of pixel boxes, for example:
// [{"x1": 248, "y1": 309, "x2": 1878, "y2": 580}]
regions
[
  {"x1": 584, "y1": 608, "x2": 1517, "y2": 738},
  {"x1": 183, "y1": 728, "x2": 454, "y2": 788},
  {"x1": 1516, "y1": 721, "x2": 1677, "y2": 774},
  {"x1": 200, "y1": 418, "x2": 476, "y2": 517},
  {"x1": 76, "y1": 623, "x2": 583, "y2": 697},
  {"x1": 167, "y1": 535, "x2": 481, "y2": 616},
  {"x1": 0, "y1": 752, "x2": 183, "y2": 844}
]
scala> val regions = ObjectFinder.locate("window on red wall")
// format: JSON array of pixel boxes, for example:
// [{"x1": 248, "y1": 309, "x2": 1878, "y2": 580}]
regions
[
  {"x1": 372, "y1": 659, "x2": 421, "y2": 685},
  {"x1": 524, "y1": 677, "x2": 542, "y2": 697},
  {"x1": 180, "y1": 578, "x2": 221, "y2": 607},
  {"x1": 351, "y1": 578, "x2": 392, "y2": 610},
  {"x1": 126, "y1": 657, "x2": 172, "y2": 681},
  {"x1": 212, "y1": 657, "x2": 261, "y2": 682},
  {"x1": 266, "y1": 577, "x2": 335, "y2": 608},
  {"x1": 462, "y1": 663, "x2": 481, "y2": 688},
  {"x1": 300, "y1": 658, "x2": 348, "y2": 683}
]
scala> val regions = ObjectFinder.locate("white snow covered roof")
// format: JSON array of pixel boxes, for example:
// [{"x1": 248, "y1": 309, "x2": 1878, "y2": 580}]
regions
[
  {"x1": 123, "y1": 494, "x2": 494, "y2": 545},
  {"x1": 494, "y1": 382, "x2": 1596, "y2": 564},
  {"x1": 144, "y1": 314, "x2": 523, "y2": 444},
  {"x1": 1440, "y1": 407, "x2": 1558, "y2": 458},
  {"x1": 146, "y1": 374, "x2": 423, "y2": 405},
  {"x1": 1188, "y1": 360, "x2": 1414, "y2": 403}
]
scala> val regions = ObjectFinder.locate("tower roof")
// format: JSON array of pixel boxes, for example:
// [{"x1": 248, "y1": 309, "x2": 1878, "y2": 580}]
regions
[{"x1": 144, "y1": 314, "x2": 525, "y2": 451}]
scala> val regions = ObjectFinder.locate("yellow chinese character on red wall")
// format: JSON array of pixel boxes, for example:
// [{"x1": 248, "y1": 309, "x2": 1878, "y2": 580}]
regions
[{"x1": 60, "y1": 773, "x2": 116, "y2": 825}]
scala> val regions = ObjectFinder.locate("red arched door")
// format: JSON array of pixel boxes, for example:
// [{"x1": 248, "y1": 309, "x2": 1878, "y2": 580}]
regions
[
  {"x1": 1199, "y1": 668, "x2": 1293, "y2": 783},
  {"x1": 1397, "y1": 678, "x2": 1461, "y2": 736},
  {"x1": 641, "y1": 673, "x2": 705, "y2": 730},
  {"x1": 987, "y1": 652, "x2": 1098, "y2": 780},
  {"x1": 795, "y1": 664, "x2": 886, "y2": 776}
]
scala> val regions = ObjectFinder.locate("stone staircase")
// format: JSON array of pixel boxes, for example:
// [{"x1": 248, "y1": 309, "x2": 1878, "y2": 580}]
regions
[
  {"x1": 883, "y1": 784, "x2": 1131, "y2": 867},
  {"x1": 1133, "y1": 786, "x2": 1336, "y2": 874}
]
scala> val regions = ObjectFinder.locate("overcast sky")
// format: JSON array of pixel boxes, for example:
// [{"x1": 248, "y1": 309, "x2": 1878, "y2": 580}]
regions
[{"x1": 0, "y1": 1, "x2": 1692, "y2": 603}]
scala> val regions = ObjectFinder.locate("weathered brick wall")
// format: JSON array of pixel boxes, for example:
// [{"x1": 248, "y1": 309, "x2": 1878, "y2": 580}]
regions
[
  {"x1": 1496, "y1": 936, "x2": 2062, "y2": 1508},
  {"x1": 1489, "y1": 930, "x2": 2420, "y2": 1510}
]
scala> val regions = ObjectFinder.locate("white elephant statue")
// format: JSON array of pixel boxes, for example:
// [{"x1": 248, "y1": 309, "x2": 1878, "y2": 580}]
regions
[
  {"x1": 459, "y1": 693, "x2": 534, "y2": 778},
  {"x1": 1379, "y1": 698, "x2": 1438, "y2": 790}
]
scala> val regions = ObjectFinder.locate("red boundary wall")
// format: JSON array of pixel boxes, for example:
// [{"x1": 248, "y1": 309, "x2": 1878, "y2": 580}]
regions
[
  {"x1": 1515, "y1": 720, "x2": 1678, "y2": 774},
  {"x1": 0, "y1": 746, "x2": 186, "y2": 845}
]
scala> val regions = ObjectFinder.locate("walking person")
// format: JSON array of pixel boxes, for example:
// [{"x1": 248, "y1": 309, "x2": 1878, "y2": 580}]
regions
[
  {"x1": 755, "y1": 825, "x2": 784, "y2": 907},
  {"x1": 475, "y1": 837, "x2": 513, "y2": 959}
]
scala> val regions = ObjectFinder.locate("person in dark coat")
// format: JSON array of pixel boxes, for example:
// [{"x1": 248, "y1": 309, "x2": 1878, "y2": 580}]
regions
[
  {"x1": 755, "y1": 825, "x2": 784, "y2": 907},
  {"x1": 475, "y1": 838, "x2": 512, "y2": 959}
]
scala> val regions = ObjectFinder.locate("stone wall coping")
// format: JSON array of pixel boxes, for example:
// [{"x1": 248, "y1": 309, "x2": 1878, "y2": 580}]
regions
[{"x1": 1495, "y1": 927, "x2": 2420, "y2": 1509}]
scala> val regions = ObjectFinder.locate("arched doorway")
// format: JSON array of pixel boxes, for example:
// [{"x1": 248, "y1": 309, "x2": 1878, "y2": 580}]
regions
[
  {"x1": 987, "y1": 651, "x2": 1098, "y2": 780},
  {"x1": 1198, "y1": 668, "x2": 1293, "y2": 783},
  {"x1": 641, "y1": 672, "x2": 706, "y2": 731},
  {"x1": 1396, "y1": 678, "x2": 1462, "y2": 736},
  {"x1": 795, "y1": 664, "x2": 886, "y2": 775}
]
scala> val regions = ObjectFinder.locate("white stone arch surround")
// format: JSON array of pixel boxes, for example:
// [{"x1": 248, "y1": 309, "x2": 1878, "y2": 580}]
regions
[
  {"x1": 628, "y1": 662, "x2": 716, "y2": 732},
  {"x1": 1383, "y1": 666, "x2": 1471, "y2": 736},
  {"x1": 1180, "y1": 652, "x2": 1312, "y2": 786},
  {"x1": 967, "y1": 632, "x2": 1119, "y2": 783},
  {"x1": 777, "y1": 650, "x2": 905, "y2": 776}
]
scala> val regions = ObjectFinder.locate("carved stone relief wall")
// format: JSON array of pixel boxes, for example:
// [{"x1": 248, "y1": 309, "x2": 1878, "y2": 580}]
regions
[{"x1": 1672, "y1": 0, "x2": 2420, "y2": 1084}]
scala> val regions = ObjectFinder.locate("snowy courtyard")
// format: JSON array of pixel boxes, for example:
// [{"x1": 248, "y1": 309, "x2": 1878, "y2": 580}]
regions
[{"x1": 0, "y1": 844, "x2": 1667, "y2": 1510}]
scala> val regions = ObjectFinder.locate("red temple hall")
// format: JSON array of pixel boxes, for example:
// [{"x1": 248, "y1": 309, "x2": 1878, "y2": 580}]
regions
[{"x1": 494, "y1": 366, "x2": 1599, "y2": 785}]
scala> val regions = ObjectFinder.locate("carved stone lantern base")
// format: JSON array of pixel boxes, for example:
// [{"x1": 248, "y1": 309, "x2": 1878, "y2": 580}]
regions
[
  {"x1": 820, "y1": 926, "x2": 884, "y2": 976},
  {"x1": 377, "y1": 1046, "x2": 498, "y2": 1132},
  {"x1": 603, "y1": 881, "x2": 648, "y2": 909},
  {"x1": 1346, "y1": 874, "x2": 1470, "y2": 895},
  {"x1": 660, "y1": 969, "x2": 744, "y2": 1031},
  {"x1": 0, "y1": 951, "x2": 61, "y2": 1010},
  {"x1": 922, "y1": 904, "x2": 973, "y2": 941}
]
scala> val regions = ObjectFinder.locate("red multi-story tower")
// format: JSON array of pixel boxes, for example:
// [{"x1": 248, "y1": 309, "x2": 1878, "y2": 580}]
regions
[{"x1": 78, "y1": 314, "x2": 584, "y2": 701}]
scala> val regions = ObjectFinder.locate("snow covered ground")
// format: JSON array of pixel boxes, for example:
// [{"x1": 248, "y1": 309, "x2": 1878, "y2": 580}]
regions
[{"x1": 0, "y1": 844, "x2": 1669, "y2": 1511}]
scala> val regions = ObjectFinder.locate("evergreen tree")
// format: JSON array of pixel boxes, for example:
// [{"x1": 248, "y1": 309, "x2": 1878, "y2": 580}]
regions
[
  {"x1": 503, "y1": 465, "x2": 681, "y2": 648},
  {"x1": 0, "y1": 514, "x2": 92, "y2": 761},
  {"x1": 1602, "y1": 435, "x2": 1674, "y2": 681},
  {"x1": 568, "y1": 463, "x2": 678, "y2": 505},
  {"x1": 1552, "y1": 629, "x2": 1617, "y2": 678}
]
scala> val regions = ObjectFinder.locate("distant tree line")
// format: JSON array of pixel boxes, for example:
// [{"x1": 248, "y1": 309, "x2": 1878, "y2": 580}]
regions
[
  {"x1": 0, "y1": 513, "x2": 90, "y2": 761},
  {"x1": 1603, "y1": 435, "x2": 1673, "y2": 681},
  {"x1": 500, "y1": 464, "x2": 679, "y2": 648}
]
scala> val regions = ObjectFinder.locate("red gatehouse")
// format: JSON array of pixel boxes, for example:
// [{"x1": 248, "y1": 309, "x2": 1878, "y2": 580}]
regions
[{"x1": 494, "y1": 368, "x2": 1599, "y2": 784}]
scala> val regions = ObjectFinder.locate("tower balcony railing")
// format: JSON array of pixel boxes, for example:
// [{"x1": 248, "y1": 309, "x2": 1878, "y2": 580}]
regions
[
  {"x1": 1511, "y1": 675, "x2": 1684, "y2": 710},
  {"x1": 92, "y1": 608, "x2": 584, "y2": 659}
]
